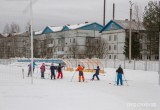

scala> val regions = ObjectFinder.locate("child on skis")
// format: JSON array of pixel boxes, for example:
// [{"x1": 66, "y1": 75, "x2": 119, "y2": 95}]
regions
[
  {"x1": 57, "y1": 64, "x2": 64, "y2": 79},
  {"x1": 116, "y1": 65, "x2": 124, "y2": 85},
  {"x1": 50, "y1": 63, "x2": 57, "y2": 80},
  {"x1": 40, "y1": 63, "x2": 46, "y2": 79},
  {"x1": 76, "y1": 65, "x2": 85, "y2": 82},
  {"x1": 91, "y1": 66, "x2": 100, "y2": 80}
]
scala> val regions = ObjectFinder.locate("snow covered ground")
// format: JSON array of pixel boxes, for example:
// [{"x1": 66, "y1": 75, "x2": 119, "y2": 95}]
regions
[{"x1": 0, "y1": 63, "x2": 160, "y2": 110}]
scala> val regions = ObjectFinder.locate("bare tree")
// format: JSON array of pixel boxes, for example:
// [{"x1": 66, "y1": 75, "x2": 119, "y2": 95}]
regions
[
  {"x1": 3, "y1": 22, "x2": 21, "y2": 34},
  {"x1": 3, "y1": 24, "x2": 10, "y2": 34},
  {"x1": 25, "y1": 22, "x2": 31, "y2": 32},
  {"x1": 133, "y1": 3, "x2": 143, "y2": 30},
  {"x1": 85, "y1": 37, "x2": 96, "y2": 59},
  {"x1": 68, "y1": 44, "x2": 79, "y2": 59},
  {"x1": 96, "y1": 38, "x2": 108, "y2": 58}
]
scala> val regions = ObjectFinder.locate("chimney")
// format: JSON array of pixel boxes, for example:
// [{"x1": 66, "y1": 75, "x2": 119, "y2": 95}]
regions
[
  {"x1": 113, "y1": 3, "x2": 115, "y2": 20},
  {"x1": 85, "y1": 21, "x2": 88, "y2": 24},
  {"x1": 132, "y1": 19, "x2": 136, "y2": 22},
  {"x1": 125, "y1": 19, "x2": 128, "y2": 21}
]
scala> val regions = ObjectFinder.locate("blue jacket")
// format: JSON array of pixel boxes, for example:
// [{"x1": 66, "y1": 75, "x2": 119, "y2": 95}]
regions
[
  {"x1": 50, "y1": 66, "x2": 57, "y2": 73},
  {"x1": 94, "y1": 68, "x2": 100, "y2": 75}
]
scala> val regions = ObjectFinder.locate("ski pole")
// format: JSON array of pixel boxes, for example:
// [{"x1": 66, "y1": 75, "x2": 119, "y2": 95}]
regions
[
  {"x1": 114, "y1": 73, "x2": 117, "y2": 85},
  {"x1": 70, "y1": 71, "x2": 76, "y2": 82},
  {"x1": 123, "y1": 74, "x2": 128, "y2": 86}
]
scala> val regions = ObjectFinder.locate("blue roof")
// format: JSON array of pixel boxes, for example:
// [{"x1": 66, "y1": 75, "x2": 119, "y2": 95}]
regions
[
  {"x1": 100, "y1": 20, "x2": 124, "y2": 33},
  {"x1": 40, "y1": 22, "x2": 103, "y2": 35},
  {"x1": 78, "y1": 22, "x2": 103, "y2": 31},
  {"x1": 42, "y1": 26, "x2": 53, "y2": 34}
]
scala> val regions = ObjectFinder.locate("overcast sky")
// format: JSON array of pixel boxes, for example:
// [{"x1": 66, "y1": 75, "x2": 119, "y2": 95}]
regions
[{"x1": 0, "y1": 0, "x2": 151, "y2": 33}]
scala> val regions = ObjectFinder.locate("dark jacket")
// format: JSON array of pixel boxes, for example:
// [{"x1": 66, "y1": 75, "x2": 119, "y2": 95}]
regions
[
  {"x1": 94, "y1": 68, "x2": 100, "y2": 75},
  {"x1": 50, "y1": 66, "x2": 56, "y2": 73},
  {"x1": 57, "y1": 66, "x2": 63, "y2": 72},
  {"x1": 116, "y1": 67, "x2": 123, "y2": 74}
]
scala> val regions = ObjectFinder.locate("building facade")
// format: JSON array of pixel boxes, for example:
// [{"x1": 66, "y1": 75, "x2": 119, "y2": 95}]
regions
[
  {"x1": 0, "y1": 32, "x2": 31, "y2": 58},
  {"x1": 101, "y1": 19, "x2": 147, "y2": 60},
  {"x1": 34, "y1": 22, "x2": 103, "y2": 59}
]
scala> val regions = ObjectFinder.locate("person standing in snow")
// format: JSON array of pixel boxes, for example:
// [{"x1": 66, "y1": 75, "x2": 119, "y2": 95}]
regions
[
  {"x1": 57, "y1": 64, "x2": 64, "y2": 79},
  {"x1": 76, "y1": 65, "x2": 85, "y2": 82},
  {"x1": 91, "y1": 66, "x2": 100, "y2": 80},
  {"x1": 40, "y1": 63, "x2": 46, "y2": 79},
  {"x1": 50, "y1": 63, "x2": 57, "y2": 80},
  {"x1": 28, "y1": 63, "x2": 32, "y2": 77},
  {"x1": 116, "y1": 65, "x2": 124, "y2": 85},
  {"x1": 27, "y1": 61, "x2": 37, "y2": 77}
]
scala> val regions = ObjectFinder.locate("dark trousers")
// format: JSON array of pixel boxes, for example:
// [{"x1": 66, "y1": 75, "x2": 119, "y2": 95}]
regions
[
  {"x1": 51, "y1": 72, "x2": 56, "y2": 80},
  {"x1": 41, "y1": 72, "x2": 44, "y2": 78},
  {"x1": 92, "y1": 73, "x2": 99, "y2": 80},
  {"x1": 28, "y1": 68, "x2": 35, "y2": 76},
  {"x1": 117, "y1": 73, "x2": 123, "y2": 85}
]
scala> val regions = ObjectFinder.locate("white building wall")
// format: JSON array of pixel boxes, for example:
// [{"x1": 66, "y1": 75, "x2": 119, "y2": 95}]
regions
[{"x1": 101, "y1": 30, "x2": 126, "y2": 60}]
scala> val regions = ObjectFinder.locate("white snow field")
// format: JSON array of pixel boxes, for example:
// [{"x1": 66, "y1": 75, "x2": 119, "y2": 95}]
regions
[{"x1": 0, "y1": 63, "x2": 160, "y2": 110}]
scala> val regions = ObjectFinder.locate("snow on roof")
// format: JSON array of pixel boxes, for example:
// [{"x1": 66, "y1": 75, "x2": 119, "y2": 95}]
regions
[
  {"x1": 114, "y1": 20, "x2": 145, "y2": 30},
  {"x1": 35, "y1": 30, "x2": 43, "y2": 35},
  {"x1": 49, "y1": 26, "x2": 64, "y2": 32},
  {"x1": 67, "y1": 22, "x2": 92, "y2": 30}
]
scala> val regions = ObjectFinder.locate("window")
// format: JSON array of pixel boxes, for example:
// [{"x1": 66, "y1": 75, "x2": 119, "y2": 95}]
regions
[
  {"x1": 114, "y1": 35, "x2": 117, "y2": 41},
  {"x1": 70, "y1": 39, "x2": 71, "y2": 43},
  {"x1": 73, "y1": 38, "x2": 75, "y2": 43},
  {"x1": 109, "y1": 55, "x2": 112, "y2": 59},
  {"x1": 109, "y1": 45, "x2": 111, "y2": 50},
  {"x1": 111, "y1": 23, "x2": 115, "y2": 29},
  {"x1": 109, "y1": 35, "x2": 112, "y2": 41},
  {"x1": 155, "y1": 56, "x2": 159, "y2": 60},
  {"x1": 147, "y1": 45, "x2": 150, "y2": 51},
  {"x1": 114, "y1": 45, "x2": 117, "y2": 50},
  {"x1": 97, "y1": 39, "x2": 99, "y2": 43},
  {"x1": 114, "y1": 55, "x2": 116, "y2": 59}
]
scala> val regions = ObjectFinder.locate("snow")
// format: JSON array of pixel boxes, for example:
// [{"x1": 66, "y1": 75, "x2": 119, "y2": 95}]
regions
[
  {"x1": 49, "y1": 26, "x2": 64, "y2": 32},
  {"x1": 0, "y1": 63, "x2": 160, "y2": 110},
  {"x1": 34, "y1": 30, "x2": 43, "y2": 35},
  {"x1": 67, "y1": 22, "x2": 91, "y2": 30}
]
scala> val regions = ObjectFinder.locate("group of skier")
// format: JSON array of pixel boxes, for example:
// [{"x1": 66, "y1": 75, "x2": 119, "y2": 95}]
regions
[{"x1": 28, "y1": 62, "x2": 125, "y2": 85}]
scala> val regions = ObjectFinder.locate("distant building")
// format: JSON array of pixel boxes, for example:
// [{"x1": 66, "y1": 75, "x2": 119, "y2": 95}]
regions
[
  {"x1": 34, "y1": 22, "x2": 103, "y2": 59},
  {"x1": 0, "y1": 32, "x2": 31, "y2": 58},
  {"x1": 100, "y1": 19, "x2": 148, "y2": 60}
]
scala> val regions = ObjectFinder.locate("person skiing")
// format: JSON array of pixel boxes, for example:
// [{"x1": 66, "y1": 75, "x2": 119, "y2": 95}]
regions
[
  {"x1": 40, "y1": 63, "x2": 46, "y2": 79},
  {"x1": 91, "y1": 66, "x2": 100, "y2": 80},
  {"x1": 116, "y1": 65, "x2": 124, "y2": 85},
  {"x1": 27, "y1": 61, "x2": 37, "y2": 77},
  {"x1": 50, "y1": 63, "x2": 57, "y2": 80},
  {"x1": 57, "y1": 64, "x2": 63, "y2": 79},
  {"x1": 27, "y1": 63, "x2": 32, "y2": 77},
  {"x1": 76, "y1": 64, "x2": 85, "y2": 82}
]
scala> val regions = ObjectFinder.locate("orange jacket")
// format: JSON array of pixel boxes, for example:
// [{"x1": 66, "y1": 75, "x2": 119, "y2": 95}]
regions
[{"x1": 76, "y1": 66, "x2": 84, "y2": 71}]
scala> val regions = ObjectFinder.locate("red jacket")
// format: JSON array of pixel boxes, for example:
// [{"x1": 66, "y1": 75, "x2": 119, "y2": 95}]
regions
[{"x1": 40, "y1": 65, "x2": 45, "y2": 72}]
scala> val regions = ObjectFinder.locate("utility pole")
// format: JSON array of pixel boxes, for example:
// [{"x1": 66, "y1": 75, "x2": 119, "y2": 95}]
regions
[
  {"x1": 30, "y1": 0, "x2": 34, "y2": 84},
  {"x1": 129, "y1": 1, "x2": 134, "y2": 63},
  {"x1": 103, "y1": 0, "x2": 106, "y2": 26},
  {"x1": 158, "y1": 1, "x2": 160, "y2": 86}
]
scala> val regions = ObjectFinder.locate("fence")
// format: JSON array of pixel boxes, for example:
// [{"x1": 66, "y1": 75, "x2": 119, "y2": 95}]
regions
[
  {"x1": 68, "y1": 59, "x2": 159, "y2": 72},
  {"x1": 0, "y1": 58, "x2": 159, "y2": 72}
]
